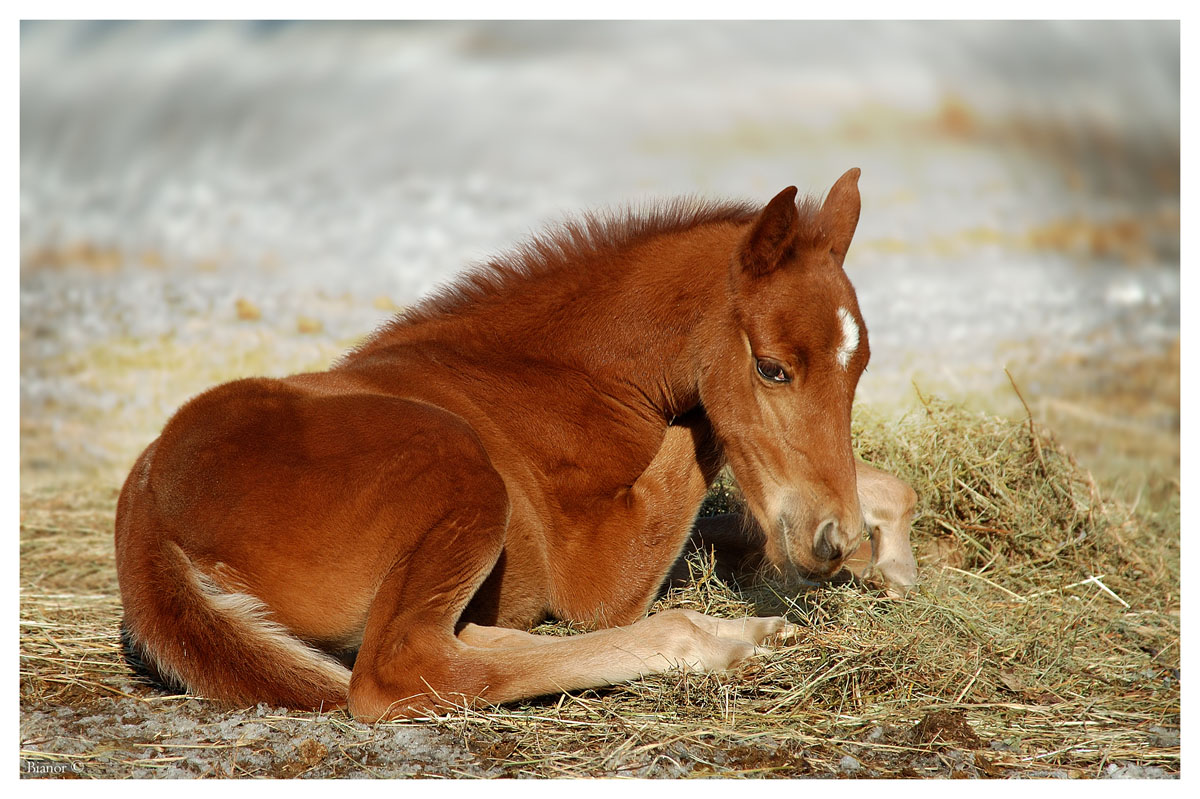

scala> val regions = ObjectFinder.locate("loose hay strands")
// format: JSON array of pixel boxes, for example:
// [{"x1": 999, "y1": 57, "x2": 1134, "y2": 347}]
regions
[{"x1": 19, "y1": 398, "x2": 1179, "y2": 778}]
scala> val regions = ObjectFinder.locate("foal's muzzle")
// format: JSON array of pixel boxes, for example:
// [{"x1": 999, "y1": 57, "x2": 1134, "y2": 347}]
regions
[
  {"x1": 812, "y1": 518, "x2": 844, "y2": 563},
  {"x1": 776, "y1": 512, "x2": 851, "y2": 580}
]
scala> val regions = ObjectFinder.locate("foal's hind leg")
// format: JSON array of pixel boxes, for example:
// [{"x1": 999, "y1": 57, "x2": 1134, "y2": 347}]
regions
[
  {"x1": 352, "y1": 529, "x2": 781, "y2": 721},
  {"x1": 456, "y1": 624, "x2": 557, "y2": 648},
  {"x1": 448, "y1": 609, "x2": 780, "y2": 713},
  {"x1": 346, "y1": 418, "x2": 781, "y2": 722},
  {"x1": 662, "y1": 608, "x2": 798, "y2": 643}
]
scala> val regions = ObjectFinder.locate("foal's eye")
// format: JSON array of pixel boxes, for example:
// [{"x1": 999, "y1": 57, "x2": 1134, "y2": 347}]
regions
[{"x1": 755, "y1": 358, "x2": 791, "y2": 384}]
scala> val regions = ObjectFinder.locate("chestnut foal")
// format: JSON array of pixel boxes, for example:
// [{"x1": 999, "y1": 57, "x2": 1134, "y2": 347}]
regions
[{"x1": 115, "y1": 169, "x2": 918, "y2": 721}]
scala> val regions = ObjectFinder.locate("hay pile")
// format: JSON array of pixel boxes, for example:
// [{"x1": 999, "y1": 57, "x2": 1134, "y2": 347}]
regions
[{"x1": 19, "y1": 399, "x2": 1179, "y2": 778}]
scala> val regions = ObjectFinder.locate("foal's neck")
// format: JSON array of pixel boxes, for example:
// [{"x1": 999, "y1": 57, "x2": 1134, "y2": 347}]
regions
[
  {"x1": 562, "y1": 223, "x2": 739, "y2": 422},
  {"x1": 353, "y1": 222, "x2": 742, "y2": 425}
]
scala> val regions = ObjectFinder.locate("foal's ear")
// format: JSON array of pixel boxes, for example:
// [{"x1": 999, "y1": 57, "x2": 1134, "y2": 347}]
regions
[
  {"x1": 820, "y1": 168, "x2": 861, "y2": 267},
  {"x1": 737, "y1": 186, "x2": 800, "y2": 278}
]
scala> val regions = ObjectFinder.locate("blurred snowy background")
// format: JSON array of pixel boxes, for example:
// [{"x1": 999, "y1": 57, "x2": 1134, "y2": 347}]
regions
[{"x1": 20, "y1": 20, "x2": 1179, "y2": 495}]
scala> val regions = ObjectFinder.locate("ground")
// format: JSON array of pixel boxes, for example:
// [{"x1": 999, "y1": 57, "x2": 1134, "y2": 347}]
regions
[{"x1": 19, "y1": 401, "x2": 1180, "y2": 778}]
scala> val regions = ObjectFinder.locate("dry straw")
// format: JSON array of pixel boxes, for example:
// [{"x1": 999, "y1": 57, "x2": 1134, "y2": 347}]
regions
[{"x1": 20, "y1": 395, "x2": 1179, "y2": 777}]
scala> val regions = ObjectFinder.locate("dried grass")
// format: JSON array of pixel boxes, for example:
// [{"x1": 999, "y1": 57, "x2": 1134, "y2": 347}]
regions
[{"x1": 19, "y1": 397, "x2": 1179, "y2": 778}]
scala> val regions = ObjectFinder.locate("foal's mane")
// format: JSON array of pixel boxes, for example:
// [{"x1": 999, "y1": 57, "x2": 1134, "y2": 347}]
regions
[
  {"x1": 401, "y1": 197, "x2": 758, "y2": 325},
  {"x1": 348, "y1": 193, "x2": 826, "y2": 357}
]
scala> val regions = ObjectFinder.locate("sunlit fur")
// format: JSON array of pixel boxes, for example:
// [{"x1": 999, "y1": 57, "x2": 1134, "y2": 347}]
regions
[{"x1": 114, "y1": 169, "x2": 908, "y2": 721}]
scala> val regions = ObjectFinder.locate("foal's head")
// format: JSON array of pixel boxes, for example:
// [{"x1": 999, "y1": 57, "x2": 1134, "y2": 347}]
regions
[{"x1": 701, "y1": 169, "x2": 869, "y2": 580}]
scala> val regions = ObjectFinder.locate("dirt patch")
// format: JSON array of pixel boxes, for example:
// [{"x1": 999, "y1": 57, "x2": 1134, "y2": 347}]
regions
[
  {"x1": 908, "y1": 710, "x2": 984, "y2": 749},
  {"x1": 20, "y1": 696, "x2": 494, "y2": 778}
]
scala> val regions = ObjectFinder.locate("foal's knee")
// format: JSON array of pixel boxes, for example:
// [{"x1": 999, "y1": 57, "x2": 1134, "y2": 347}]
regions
[
  {"x1": 865, "y1": 471, "x2": 917, "y2": 528},
  {"x1": 896, "y1": 480, "x2": 917, "y2": 521}
]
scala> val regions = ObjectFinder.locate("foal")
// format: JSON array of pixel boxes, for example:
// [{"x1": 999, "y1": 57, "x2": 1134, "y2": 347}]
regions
[{"x1": 115, "y1": 169, "x2": 918, "y2": 720}]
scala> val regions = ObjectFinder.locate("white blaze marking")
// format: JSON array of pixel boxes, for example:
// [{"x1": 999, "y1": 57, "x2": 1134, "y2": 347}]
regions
[{"x1": 836, "y1": 307, "x2": 859, "y2": 369}]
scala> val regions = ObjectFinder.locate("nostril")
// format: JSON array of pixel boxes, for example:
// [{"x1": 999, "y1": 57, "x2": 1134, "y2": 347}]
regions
[{"x1": 814, "y1": 519, "x2": 843, "y2": 562}]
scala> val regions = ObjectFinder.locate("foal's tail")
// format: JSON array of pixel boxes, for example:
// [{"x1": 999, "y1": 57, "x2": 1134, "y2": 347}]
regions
[{"x1": 115, "y1": 443, "x2": 351, "y2": 712}]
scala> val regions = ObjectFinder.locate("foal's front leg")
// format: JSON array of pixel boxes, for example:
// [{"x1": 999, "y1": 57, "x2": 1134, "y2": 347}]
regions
[
  {"x1": 347, "y1": 410, "x2": 793, "y2": 722},
  {"x1": 683, "y1": 460, "x2": 918, "y2": 597},
  {"x1": 842, "y1": 460, "x2": 919, "y2": 597}
]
